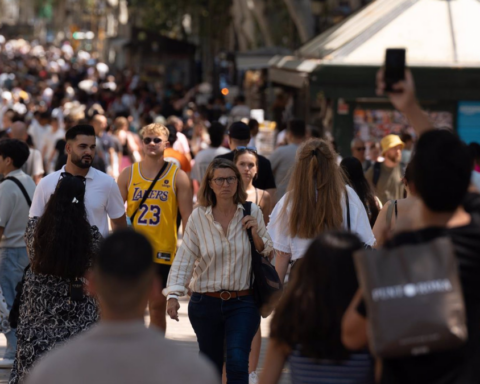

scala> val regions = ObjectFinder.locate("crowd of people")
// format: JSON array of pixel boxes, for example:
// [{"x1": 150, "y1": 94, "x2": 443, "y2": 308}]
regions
[{"x1": 0, "y1": 36, "x2": 480, "y2": 384}]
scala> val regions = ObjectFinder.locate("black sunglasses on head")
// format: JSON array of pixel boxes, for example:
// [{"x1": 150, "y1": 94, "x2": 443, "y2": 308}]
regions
[
  {"x1": 59, "y1": 172, "x2": 87, "y2": 185},
  {"x1": 235, "y1": 146, "x2": 257, "y2": 153},
  {"x1": 143, "y1": 137, "x2": 163, "y2": 145}
]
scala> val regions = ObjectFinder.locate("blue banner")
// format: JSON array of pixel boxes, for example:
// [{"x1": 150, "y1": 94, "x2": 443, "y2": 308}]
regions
[{"x1": 457, "y1": 101, "x2": 480, "y2": 144}]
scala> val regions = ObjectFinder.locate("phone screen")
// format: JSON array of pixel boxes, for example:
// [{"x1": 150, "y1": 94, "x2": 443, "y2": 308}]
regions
[{"x1": 384, "y1": 49, "x2": 406, "y2": 91}]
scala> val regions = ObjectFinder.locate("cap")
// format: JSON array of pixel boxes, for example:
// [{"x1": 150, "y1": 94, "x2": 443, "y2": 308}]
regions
[
  {"x1": 227, "y1": 121, "x2": 250, "y2": 140},
  {"x1": 381, "y1": 134, "x2": 405, "y2": 155}
]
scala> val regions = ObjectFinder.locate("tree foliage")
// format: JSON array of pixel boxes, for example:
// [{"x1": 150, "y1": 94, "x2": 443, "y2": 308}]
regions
[{"x1": 128, "y1": 0, "x2": 233, "y2": 41}]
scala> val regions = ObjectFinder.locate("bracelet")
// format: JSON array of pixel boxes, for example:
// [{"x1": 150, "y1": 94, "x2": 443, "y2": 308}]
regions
[{"x1": 167, "y1": 294, "x2": 179, "y2": 301}]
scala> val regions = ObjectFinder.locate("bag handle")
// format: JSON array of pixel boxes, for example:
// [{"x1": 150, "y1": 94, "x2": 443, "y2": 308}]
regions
[
  {"x1": 130, "y1": 162, "x2": 169, "y2": 225},
  {"x1": 385, "y1": 200, "x2": 396, "y2": 229},
  {"x1": 3, "y1": 177, "x2": 32, "y2": 206},
  {"x1": 345, "y1": 190, "x2": 351, "y2": 231},
  {"x1": 373, "y1": 161, "x2": 382, "y2": 187},
  {"x1": 242, "y1": 202, "x2": 256, "y2": 289}
]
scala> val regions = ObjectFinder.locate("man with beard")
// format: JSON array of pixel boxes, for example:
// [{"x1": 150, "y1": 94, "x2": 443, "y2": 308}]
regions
[
  {"x1": 29, "y1": 125, "x2": 127, "y2": 237},
  {"x1": 365, "y1": 134, "x2": 405, "y2": 205}
]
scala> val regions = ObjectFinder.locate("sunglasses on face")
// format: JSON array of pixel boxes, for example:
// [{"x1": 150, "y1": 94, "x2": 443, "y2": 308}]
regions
[
  {"x1": 355, "y1": 147, "x2": 366, "y2": 151},
  {"x1": 143, "y1": 137, "x2": 163, "y2": 145},
  {"x1": 211, "y1": 176, "x2": 238, "y2": 186},
  {"x1": 235, "y1": 146, "x2": 257, "y2": 153}
]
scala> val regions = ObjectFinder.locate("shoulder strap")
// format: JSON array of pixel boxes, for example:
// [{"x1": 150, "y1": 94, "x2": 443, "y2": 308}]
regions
[
  {"x1": 242, "y1": 202, "x2": 255, "y2": 243},
  {"x1": 386, "y1": 200, "x2": 395, "y2": 228},
  {"x1": 243, "y1": 202, "x2": 255, "y2": 290},
  {"x1": 345, "y1": 190, "x2": 351, "y2": 231},
  {"x1": 130, "y1": 162, "x2": 169, "y2": 225},
  {"x1": 242, "y1": 201, "x2": 252, "y2": 218},
  {"x1": 373, "y1": 162, "x2": 382, "y2": 187},
  {"x1": 3, "y1": 177, "x2": 32, "y2": 207}
]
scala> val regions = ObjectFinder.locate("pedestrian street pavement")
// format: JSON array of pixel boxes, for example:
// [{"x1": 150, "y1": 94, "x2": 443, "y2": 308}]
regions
[{"x1": 0, "y1": 296, "x2": 289, "y2": 383}]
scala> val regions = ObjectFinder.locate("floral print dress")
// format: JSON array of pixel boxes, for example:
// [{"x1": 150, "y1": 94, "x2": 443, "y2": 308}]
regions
[{"x1": 9, "y1": 218, "x2": 101, "y2": 384}]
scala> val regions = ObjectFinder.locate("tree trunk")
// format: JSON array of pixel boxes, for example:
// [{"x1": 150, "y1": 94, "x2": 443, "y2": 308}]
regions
[
  {"x1": 251, "y1": 0, "x2": 275, "y2": 47},
  {"x1": 232, "y1": 0, "x2": 256, "y2": 52},
  {"x1": 283, "y1": 0, "x2": 314, "y2": 43}
]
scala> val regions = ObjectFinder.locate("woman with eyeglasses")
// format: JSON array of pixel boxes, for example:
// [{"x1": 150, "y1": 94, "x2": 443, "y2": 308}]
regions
[
  {"x1": 9, "y1": 175, "x2": 101, "y2": 384},
  {"x1": 267, "y1": 139, "x2": 375, "y2": 284},
  {"x1": 165, "y1": 158, "x2": 273, "y2": 384}
]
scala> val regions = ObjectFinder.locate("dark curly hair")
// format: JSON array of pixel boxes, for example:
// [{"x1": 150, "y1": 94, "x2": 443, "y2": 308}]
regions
[
  {"x1": 270, "y1": 232, "x2": 362, "y2": 360},
  {"x1": 32, "y1": 175, "x2": 93, "y2": 278}
]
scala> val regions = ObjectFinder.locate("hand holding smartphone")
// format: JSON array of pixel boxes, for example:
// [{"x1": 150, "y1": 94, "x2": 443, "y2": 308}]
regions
[{"x1": 384, "y1": 48, "x2": 406, "y2": 93}]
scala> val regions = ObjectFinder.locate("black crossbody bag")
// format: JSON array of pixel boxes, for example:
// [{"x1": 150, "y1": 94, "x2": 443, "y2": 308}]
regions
[
  {"x1": 243, "y1": 202, "x2": 282, "y2": 318},
  {"x1": 2, "y1": 177, "x2": 32, "y2": 329},
  {"x1": 129, "y1": 162, "x2": 169, "y2": 226}
]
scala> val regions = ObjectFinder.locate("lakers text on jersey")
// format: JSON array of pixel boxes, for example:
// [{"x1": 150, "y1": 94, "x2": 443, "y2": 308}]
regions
[{"x1": 126, "y1": 162, "x2": 179, "y2": 265}]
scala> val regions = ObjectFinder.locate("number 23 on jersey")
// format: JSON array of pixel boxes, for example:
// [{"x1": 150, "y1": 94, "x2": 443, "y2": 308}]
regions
[{"x1": 137, "y1": 204, "x2": 162, "y2": 226}]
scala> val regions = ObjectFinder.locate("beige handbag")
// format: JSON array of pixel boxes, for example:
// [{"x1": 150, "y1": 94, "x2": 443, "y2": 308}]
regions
[{"x1": 354, "y1": 236, "x2": 468, "y2": 358}]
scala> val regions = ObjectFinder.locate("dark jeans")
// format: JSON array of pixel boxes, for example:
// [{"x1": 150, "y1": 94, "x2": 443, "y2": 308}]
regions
[{"x1": 188, "y1": 293, "x2": 260, "y2": 384}]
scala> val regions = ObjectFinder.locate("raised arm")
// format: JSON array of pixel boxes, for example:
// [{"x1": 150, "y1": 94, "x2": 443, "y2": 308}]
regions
[{"x1": 376, "y1": 69, "x2": 432, "y2": 137}]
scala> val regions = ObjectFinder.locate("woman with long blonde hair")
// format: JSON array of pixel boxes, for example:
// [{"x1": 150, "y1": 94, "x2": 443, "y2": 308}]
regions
[{"x1": 267, "y1": 139, "x2": 375, "y2": 282}]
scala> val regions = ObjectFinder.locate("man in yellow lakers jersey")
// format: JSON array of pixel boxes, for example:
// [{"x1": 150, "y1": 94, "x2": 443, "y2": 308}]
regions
[{"x1": 117, "y1": 123, "x2": 192, "y2": 331}]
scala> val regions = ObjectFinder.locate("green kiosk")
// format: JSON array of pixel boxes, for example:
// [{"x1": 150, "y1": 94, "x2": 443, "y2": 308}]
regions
[{"x1": 269, "y1": 0, "x2": 480, "y2": 157}]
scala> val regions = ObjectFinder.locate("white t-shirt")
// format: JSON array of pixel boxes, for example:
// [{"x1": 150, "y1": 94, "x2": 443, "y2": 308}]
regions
[
  {"x1": 28, "y1": 121, "x2": 51, "y2": 153},
  {"x1": 267, "y1": 185, "x2": 375, "y2": 260},
  {"x1": 22, "y1": 148, "x2": 44, "y2": 178},
  {"x1": 29, "y1": 166, "x2": 125, "y2": 237},
  {"x1": 173, "y1": 132, "x2": 190, "y2": 156}
]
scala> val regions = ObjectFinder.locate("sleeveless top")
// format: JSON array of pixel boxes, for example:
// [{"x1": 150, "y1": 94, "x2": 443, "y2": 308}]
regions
[{"x1": 126, "y1": 162, "x2": 179, "y2": 265}]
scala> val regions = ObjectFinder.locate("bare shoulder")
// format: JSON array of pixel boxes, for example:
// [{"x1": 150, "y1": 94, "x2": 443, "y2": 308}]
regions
[
  {"x1": 175, "y1": 169, "x2": 190, "y2": 187},
  {"x1": 261, "y1": 189, "x2": 271, "y2": 202}
]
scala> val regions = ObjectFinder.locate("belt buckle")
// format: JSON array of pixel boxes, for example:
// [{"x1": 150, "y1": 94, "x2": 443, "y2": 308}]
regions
[{"x1": 220, "y1": 291, "x2": 232, "y2": 301}]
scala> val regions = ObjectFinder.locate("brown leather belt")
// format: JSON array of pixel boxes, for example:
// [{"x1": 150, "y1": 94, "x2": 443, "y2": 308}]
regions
[{"x1": 203, "y1": 290, "x2": 253, "y2": 301}]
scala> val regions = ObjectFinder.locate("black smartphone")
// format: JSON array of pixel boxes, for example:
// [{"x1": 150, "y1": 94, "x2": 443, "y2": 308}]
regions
[{"x1": 384, "y1": 48, "x2": 406, "y2": 92}]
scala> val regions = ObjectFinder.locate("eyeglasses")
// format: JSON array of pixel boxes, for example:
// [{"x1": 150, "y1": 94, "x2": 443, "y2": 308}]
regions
[
  {"x1": 211, "y1": 176, "x2": 238, "y2": 186},
  {"x1": 354, "y1": 147, "x2": 366, "y2": 151},
  {"x1": 59, "y1": 172, "x2": 87, "y2": 185},
  {"x1": 143, "y1": 137, "x2": 162, "y2": 145},
  {"x1": 235, "y1": 146, "x2": 257, "y2": 153}
]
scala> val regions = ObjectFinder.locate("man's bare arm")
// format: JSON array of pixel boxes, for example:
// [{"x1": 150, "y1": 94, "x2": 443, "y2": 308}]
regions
[
  {"x1": 175, "y1": 170, "x2": 193, "y2": 228},
  {"x1": 111, "y1": 214, "x2": 128, "y2": 230},
  {"x1": 116, "y1": 166, "x2": 132, "y2": 203},
  {"x1": 376, "y1": 69, "x2": 432, "y2": 137}
]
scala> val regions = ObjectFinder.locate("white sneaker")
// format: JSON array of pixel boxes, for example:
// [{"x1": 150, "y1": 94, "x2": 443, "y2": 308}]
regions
[
  {"x1": 249, "y1": 371, "x2": 259, "y2": 384},
  {"x1": 0, "y1": 358, "x2": 13, "y2": 369}
]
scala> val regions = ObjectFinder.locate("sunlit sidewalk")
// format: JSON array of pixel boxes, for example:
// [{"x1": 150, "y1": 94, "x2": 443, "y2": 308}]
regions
[{"x1": 0, "y1": 297, "x2": 289, "y2": 383}]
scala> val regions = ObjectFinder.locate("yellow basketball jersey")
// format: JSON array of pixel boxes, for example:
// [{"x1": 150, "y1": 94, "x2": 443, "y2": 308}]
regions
[{"x1": 126, "y1": 162, "x2": 178, "y2": 265}]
